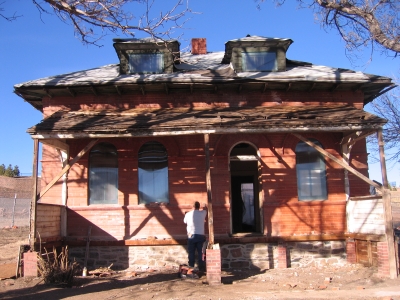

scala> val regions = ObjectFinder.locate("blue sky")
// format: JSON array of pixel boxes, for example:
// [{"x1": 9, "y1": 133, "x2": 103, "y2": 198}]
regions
[{"x1": 0, "y1": 0, "x2": 398, "y2": 185}]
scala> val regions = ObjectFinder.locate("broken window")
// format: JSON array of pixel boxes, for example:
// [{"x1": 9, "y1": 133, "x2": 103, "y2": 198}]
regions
[
  {"x1": 138, "y1": 141, "x2": 169, "y2": 204},
  {"x1": 89, "y1": 142, "x2": 118, "y2": 205},
  {"x1": 295, "y1": 139, "x2": 327, "y2": 201}
]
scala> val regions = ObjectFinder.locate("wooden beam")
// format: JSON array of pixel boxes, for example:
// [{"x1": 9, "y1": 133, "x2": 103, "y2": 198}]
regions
[
  {"x1": 377, "y1": 129, "x2": 389, "y2": 188},
  {"x1": 377, "y1": 128, "x2": 397, "y2": 278},
  {"x1": 39, "y1": 139, "x2": 99, "y2": 199},
  {"x1": 286, "y1": 83, "x2": 292, "y2": 91},
  {"x1": 341, "y1": 143, "x2": 350, "y2": 200},
  {"x1": 190, "y1": 84, "x2": 194, "y2": 94},
  {"x1": 204, "y1": 133, "x2": 215, "y2": 245},
  {"x1": 341, "y1": 130, "x2": 375, "y2": 147},
  {"x1": 30, "y1": 139, "x2": 39, "y2": 248},
  {"x1": 263, "y1": 83, "x2": 268, "y2": 93},
  {"x1": 292, "y1": 133, "x2": 382, "y2": 190}
]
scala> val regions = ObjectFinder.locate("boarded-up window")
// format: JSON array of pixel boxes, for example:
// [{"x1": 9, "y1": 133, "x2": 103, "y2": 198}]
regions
[
  {"x1": 295, "y1": 139, "x2": 327, "y2": 201},
  {"x1": 129, "y1": 53, "x2": 164, "y2": 74},
  {"x1": 89, "y1": 143, "x2": 118, "y2": 205},
  {"x1": 242, "y1": 52, "x2": 277, "y2": 72},
  {"x1": 138, "y1": 141, "x2": 169, "y2": 204}
]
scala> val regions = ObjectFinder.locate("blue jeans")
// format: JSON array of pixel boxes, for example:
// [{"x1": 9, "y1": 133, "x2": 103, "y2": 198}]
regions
[{"x1": 187, "y1": 234, "x2": 206, "y2": 268}]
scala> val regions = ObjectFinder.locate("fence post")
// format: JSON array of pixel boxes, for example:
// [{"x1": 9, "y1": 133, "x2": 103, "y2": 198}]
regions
[{"x1": 11, "y1": 193, "x2": 16, "y2": 227}]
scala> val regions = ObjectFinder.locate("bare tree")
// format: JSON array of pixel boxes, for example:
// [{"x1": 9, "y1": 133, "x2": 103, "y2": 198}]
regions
[
  {"x1": 2, "y1": 0, "x2": 193, "y2": 45},
  {"x1": 367, "y1": 82, "x2": 400, "y2": 164},
  {"x1": 257, "y1": 0, "x2": 400, "y2": 57}
]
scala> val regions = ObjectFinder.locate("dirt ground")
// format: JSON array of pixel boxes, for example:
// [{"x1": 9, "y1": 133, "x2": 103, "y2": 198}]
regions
[{"x1": 1, "y1": 227, "x2": 400, "y2": 300}]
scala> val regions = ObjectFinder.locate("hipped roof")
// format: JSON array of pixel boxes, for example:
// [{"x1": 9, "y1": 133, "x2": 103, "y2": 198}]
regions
[
  {"x1": 27, "y1": 104, "x2": 386, "y2": 139},
  {"x1": 15, "y1": 51, "x2": 394, "y2": 111}
]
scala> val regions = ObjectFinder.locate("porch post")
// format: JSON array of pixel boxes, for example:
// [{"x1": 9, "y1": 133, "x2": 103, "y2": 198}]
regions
[
  {"x1": 377, "y1": 128, "x2": 397, "y2": 278},
  {"x1": 341, "y1": 144, "x2": 351, "y2": 200},
  {"x1": 58, "y1": 149, "x2": 69, "y2": 237},
  {"x1": 204, "y1": 133, "x2": 214, "y2": 245},
  {"x1": 29, "y1": 139, "x2": 39, "y2": 249}
]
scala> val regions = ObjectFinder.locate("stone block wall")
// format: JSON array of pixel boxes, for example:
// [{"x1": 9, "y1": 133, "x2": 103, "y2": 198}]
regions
[
  {"x1": 221, "y1": 241, "x2": 347, "y2": 270},
  {"x1": 69, "y1": 241, "x2": 347, "y2": 272},
  {"x1": 69, "y1": 245, "x2": 188, "y2": 271}
]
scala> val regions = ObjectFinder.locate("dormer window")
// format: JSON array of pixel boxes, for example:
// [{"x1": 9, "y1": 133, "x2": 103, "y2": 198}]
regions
[
  {"x1": 242, "y1": 51, "x2": 277, "y2": 72},
  {"x1": 222, "y1": 36, "x2": 293, "y2": 73},
  {"x1": 129, "y1": 53, "x2": 164, "y2": 74},
  {"x1": 113, "y1": 38, "x2": 180, "y2": 75}
]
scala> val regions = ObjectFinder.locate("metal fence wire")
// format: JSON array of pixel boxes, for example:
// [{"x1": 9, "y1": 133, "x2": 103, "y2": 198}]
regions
[{"x1": 0, "y1": 197, "x2": 30, "y2": 227}]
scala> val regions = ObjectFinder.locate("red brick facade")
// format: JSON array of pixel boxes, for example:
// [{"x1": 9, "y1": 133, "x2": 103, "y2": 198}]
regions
[{"x1": 36, "y1": 89, "x2": 371, "y2": 242}]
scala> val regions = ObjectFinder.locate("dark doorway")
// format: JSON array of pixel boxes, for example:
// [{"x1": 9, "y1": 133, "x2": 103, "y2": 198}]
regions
[{"x1": 230, "y1": 143, "x2": 261, "y2": 234}]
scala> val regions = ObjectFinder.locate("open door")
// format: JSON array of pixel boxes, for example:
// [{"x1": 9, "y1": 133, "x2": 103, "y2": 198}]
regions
[{"x1": 230, "y1": 143, "x2": 261, "y2": 234}]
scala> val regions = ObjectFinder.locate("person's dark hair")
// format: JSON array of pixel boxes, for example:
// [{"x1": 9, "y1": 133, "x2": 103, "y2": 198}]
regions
[{"x1": 194, "y1": 201, "x2": 200, "y2": 209}]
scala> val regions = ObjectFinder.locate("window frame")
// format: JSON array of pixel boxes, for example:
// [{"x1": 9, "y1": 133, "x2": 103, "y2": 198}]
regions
[
  {"x1": 241, "y1": 51, "x2": 278, "y2": 72},
  {"x1": 138, "y1": 141, "x2": 169, "y2": 204},
  {"x1": 88, "y1": 142, "x2": 119, "y2": 205},
  {"x1": 295, "y1": 139, "x2": 328, "y2": 201},
  {"x1": 128, "y1": 53, "x2": 164, "y2": 74}
]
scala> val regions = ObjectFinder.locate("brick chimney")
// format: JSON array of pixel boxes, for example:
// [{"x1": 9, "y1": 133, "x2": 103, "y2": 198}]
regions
[{"x1": 191, "y1": 38, "x2": 207, "y2": 55}]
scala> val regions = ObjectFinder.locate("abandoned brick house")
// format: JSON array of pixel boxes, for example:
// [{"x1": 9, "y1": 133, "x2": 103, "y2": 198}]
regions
[{"x1": 14, "y1": 36, "x2": 396, "y2": 279}]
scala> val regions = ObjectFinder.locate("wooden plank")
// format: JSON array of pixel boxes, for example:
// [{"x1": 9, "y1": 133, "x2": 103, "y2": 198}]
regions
[
  {"x1": 204, "y1": 133, "x2": 215, "y2": 246},
  {"x1": 377, "y1": 129, "x2": 397, "y2": 278},
  {"x1": 39, "y1": 139, "x2": 98, "y2": 199},
  {"x1": 30, "y1": 139, "x2": 39, "y2": 248}
]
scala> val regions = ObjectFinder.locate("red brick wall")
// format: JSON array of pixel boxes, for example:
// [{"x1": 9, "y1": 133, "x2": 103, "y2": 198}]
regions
[
  {"x1": 37, "y1": 89, "x2": 370, "y2": 241},
  {"x1": 55, "y1": 131, "x2": 351, "y2": 240}
]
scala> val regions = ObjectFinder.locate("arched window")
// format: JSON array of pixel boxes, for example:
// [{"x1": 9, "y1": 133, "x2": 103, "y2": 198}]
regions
[
  {"x1": 138, "y1": 141, "x2": 169, "y2": 204},
  {"x1": 295, "y1": 139, "x2": 327, "y2": 201},
  {"x1": 89, "y1": 142, "x2": 118, "y2": 204}
]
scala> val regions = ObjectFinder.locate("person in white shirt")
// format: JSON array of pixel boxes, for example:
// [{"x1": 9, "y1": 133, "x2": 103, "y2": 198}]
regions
[{"x1": 183, "y1": 201, "x2": 207, "y2": 269}]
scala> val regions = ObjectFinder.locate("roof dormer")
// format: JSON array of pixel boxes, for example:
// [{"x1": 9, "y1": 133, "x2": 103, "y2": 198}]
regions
[
  {"x1": 222, "y1": 36, "x2": 293, "y2": 72},
  {"x1": 113, "y1": 38, "x2": 180, "y2": 75}
]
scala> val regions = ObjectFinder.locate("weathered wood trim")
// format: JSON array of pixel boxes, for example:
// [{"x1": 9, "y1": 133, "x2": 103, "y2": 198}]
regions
[
  {"x1": 349, "y1": 195, "x2": 382, "y2": 201},
  {"x1": 292, "y1": 133, "x2": 383, "y2": 191},
  {"x1": 39, "y1": 139, "x2": 99, "y2": 199},
  {"x1": 342, "y1": 143, "x2": 350, "y2": 200},
  {"x1": 204, "y1": 133, "x2": 215, "y2": 246},
  {"x1": 30, "y1": 139, "x2": 39, "y2": 248},
  {"x1": 30, "y1": 124, "x2": 385, "y2": 140},
  {"x1": 377, "y1": 129, "x2": 397, "y2": 278},
  {"x1": 341, "y1": 130, "x2": 375, "y2": 148}
]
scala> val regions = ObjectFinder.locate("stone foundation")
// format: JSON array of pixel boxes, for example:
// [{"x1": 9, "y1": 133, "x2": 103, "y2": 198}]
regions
[{"x1": 69, "y1": 241, "x2": 347, "y2": 271}]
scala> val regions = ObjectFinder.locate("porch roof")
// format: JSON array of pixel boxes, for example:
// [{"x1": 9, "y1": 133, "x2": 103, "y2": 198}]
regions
[{"x1": 27, "y1": 104, "x2": 387, "y2": 139}]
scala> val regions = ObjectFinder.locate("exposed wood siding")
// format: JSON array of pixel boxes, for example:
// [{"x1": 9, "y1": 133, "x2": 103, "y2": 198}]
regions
[
  {"x1": 347, "y1": 199, "x2": 385, "y2": 235},
  {"x1": 36, "y1": 203, "x2": 62, "y2": 239}
]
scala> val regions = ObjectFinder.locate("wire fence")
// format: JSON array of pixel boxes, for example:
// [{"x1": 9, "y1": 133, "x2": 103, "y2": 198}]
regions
[{"x1": 0, "y1": 198, "x2": 30, "y2": 228}]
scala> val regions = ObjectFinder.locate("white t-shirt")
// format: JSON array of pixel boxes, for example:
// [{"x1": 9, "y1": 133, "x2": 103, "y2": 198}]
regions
[{"x1": 184, "y1": 209, "x2": 207, "y2": 236}]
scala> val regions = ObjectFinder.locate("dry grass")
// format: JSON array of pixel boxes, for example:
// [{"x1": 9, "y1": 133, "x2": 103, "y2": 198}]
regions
[{"x1": 37, "y1": 246, "x2": 79, "y2": 286}]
